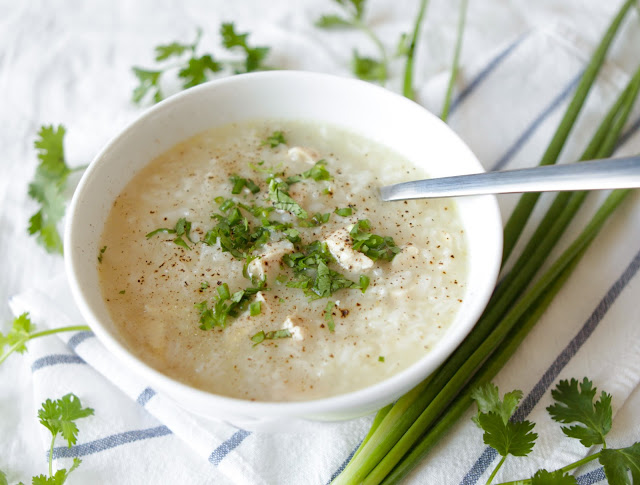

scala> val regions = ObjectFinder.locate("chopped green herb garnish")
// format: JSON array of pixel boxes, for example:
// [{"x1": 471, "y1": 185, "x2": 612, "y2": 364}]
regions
[
  {"x1": 249, "y1": 160, "x2": 283, "y2": 175},
  {"x1": 378, "y1": 356, "x2": 385, "y2": 362},
  {"x1": 300, "y1": 212, "x2": 331, "y2": 227},
  {"x1": 230, "y1": 174, "x2": 260, "y2": 194},
  {"x1": 97, "y1": 245, "x2": 107, "y2": 263},
  {"x1": 359, "y1": 275, "x2": 370, "y2": 293},
  {"x1": 324, "y1": 300, "x2": 336, "y2": 332},
  {"x1": 119, "y1": 290, "x2": 126, "y2": 294},
  {"x1": 146, "y1": 217, "x2": 193, "y2": 250},
  {"x1": 350, "y1": 219, "x2": 401, "y2": 261},
  {"x1": 250, "y1": 301, "x2": 261, "y2": 316},
  {"x1": 196, "y1": 279, "x2": 266, "y2": 330},
  {"x1": 335, "y1": 207, "x2": 353, "y2": 217},
  {"x1": 200, "y1": 281, "x2": 209, "y2": 290},
  {"x1": 262, "y1": 130, "x2": 287, "y2": 148},
  {"x1": 251, "y1": 328, "x2": 292, "y2": 346},
  {"x1": 283, "y1": 241, "x2": 360, "y2": 299},
  {"x1": 301, "y1": 160, "x2": 331, "y2": 181},
  {"x1": 268, "y1": 179, "x2": 308, "y2": 219}
]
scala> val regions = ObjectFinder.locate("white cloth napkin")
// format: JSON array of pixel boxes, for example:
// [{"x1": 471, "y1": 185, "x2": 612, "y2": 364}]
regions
[{"x1": 4, "y1": 3, "x2": 640, "y2": 485}]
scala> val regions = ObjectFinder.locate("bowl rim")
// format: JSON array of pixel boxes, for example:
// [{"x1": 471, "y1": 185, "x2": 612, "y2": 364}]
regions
[{"x1": 65, "y1": 70, "x2": 503, "y2": 419}]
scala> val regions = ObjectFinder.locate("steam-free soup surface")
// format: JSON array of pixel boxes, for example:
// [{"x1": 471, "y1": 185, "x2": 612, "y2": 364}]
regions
[{"x1": 99, "y1": 120, "x2": 467, "y2": 401}]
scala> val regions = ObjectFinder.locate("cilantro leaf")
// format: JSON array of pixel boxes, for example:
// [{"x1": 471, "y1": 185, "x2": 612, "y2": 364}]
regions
[
  {"x1": 262, "y1": 131, "x2": 287, "y2": 148},
  {"x1": 547, "y1": 378, "x2": 612, "y2": 447},
  {"x1": 27, "y1": 125, "x2": 71, "y2": 254},
  {"x1": 352, "y1": 51, "x2": 387, "y2": 82},
  {"x1": 315, "y1": 14, "x2": 354, "y2": 29},
  {"x1": 132, "y1": 68, "x2": 163, "y2": 104},
  {"x1": 37, "y1": 394, "x2": 94, "y2": 448},
  {"x1": 599, "y1": 443, "x2": 640, "y2": 485},
  {"x1": 530, "y1": 469, "x2": 578, "y2": 485},
  {"x1": 220, "y1": 23, "x2": 270, "y2": 73},
  {"x1": 350, "y1": 219, "x2": 401, "y2": 261},
  {"x1": 0, "y1": 313, "x2": 35, "y2": 355},
  {"x1": 0, "y1": 470, "x2": 7, "y2": 485},
  {"x1": 336, "y1": 0, "x2": 366, "y2": 19},
  {"x1": 324, "y1": 300, "x2": 336, "y2": 331},
  {"x1": 178, "y1": 54, "x2": 222, "y2": 88},
  {"x1": 268, "y1": 179, "x2": 308, "y2": 219},
  {"x1": 471, "y1": 383, "x2": 537, "y2": 457}
]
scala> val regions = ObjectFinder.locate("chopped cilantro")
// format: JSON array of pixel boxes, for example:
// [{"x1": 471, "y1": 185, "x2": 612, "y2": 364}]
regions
[
  {"x1": 196, "y1": 279, "x2": 266, "y2": 330},
  {"x1": 251, "y1": 328, "x2": 292, "y2": 346},
  {"x1": 262, "y1": 130, "x2": 287, "y2": 148},
  {"x1": 119, "y1": 290, "x2": 126, "y2": 294},
  {"x1": 359, "y1": 275, "x2": 370, "y2": 293},
  {"x1": 268, "y1": 179, "x2": 308, "y2": 219},
  {"x1": 230, "y1": 174, "x2": 260, "y2": 194},
  {"x1": 335, "y1": 207, "x2": 353, "y2": 217},
  {"x1": 283, "y1": 241, "x2": 360, "y2": 300},
  {"x1": 200, "y1": 281, "x2": 209, "y2": 290},
  {"x1": 302, "y1": 160, "x2": 331, "y2": 181},
  {"x1": 378, "y1": 356, "x2": 385, "y2": 362},
  {"x1": 350, "y1": 219, "x2": 401, "y2": 261},
  {"x1": 300, "y1": 212, "x2": 331, "y2": 227},
  {"x1": 146, "y1": 217, "x2": 193, "y2": 250},
  {"x1": 250, "y1": 301, "x2": 261, "y2": 316},
  {"x1": 97, "y1": 245, "x2": 107, "y2": 263},
  {"x1": 324, "y1": 300, "x2": 336, "y2": 332}
]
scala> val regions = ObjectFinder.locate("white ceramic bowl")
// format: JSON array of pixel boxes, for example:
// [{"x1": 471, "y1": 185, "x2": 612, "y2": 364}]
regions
[{"x1": 65, "y1": 71, "x2": 502, "y2": 432}]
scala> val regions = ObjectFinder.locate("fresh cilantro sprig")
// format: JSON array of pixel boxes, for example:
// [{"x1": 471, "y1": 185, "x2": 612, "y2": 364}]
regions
[
  {"x1": 133, "y1": 23, "x2": 272, "y2": 104},
  {"x1": 146, "y1": 217, "x2": 194, "y2": 250},
  {"x1": 0, "y1": 313, "x2": 90, "y2": 367},
  {"x1": 350, "y1": 219, "x2": 401, "y2": 261},
  {"x1": 195, "y1": 279, "x2": 266, "y2": 331},
  {"x1": 471, "y1": 383, "x2": 537, "y2": 485},
  {"x1": 472, "y1": 378, "x2": 640, "y2": 485},
  {"x1": 27, "y1": 125, "x2": 86, "y2": 254},
  {"x1": 0, "y1": 394, "x2": 94, "y2": 485},
  {"x1": 315, "y1": 0, "x2": 394, "y2": 83},
  {"x1": 251, "y1": 328, "x2": 291, "y2": 346}
]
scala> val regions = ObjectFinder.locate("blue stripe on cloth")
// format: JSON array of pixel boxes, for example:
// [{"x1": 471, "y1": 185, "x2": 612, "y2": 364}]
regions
[
  {"x1": 67, "y1": 330, "x2": 95, "y2": 350},
  {"x1": 491, "y1": 70, "x2": 583, "y2": 171},
  {"x1": 31, "y1": 354, "x2": 85, "y2": 372},
  {"x1": 51, "y1": 425, "x2": 172, "y2": 459},
  {"x1": 460, "y1": 247, "x2": 640, "y2": 485},
  {"x1": 208, "y1": 430, "x2": 251, "y2": 466},
  {"x1": 326, "y1": 441, "x2": 362, "y2": 485},
  {"x1": 448, "y1": 32, "x2": 530, "y2": 116},
  {"x1": 577, "y1": 466, "x2": 606, "y2": 484},
  {"x1": 617, "y1": 114, "x2": 640, "y2": 147},
  {"x1": 136, "y1": 387, "x2": 157, "y2": 407}
]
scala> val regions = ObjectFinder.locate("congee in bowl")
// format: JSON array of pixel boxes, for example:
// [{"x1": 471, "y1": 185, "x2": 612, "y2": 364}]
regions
[
  {"x1": 65, "y1": 71, "x2": 501, "y2": 424},
  {"x1": 98, "y1": 120, "x2": 467, "y2": 402}
]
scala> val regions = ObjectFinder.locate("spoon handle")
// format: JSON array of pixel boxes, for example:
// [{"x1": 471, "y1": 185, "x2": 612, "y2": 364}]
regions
[{"x1": 379, "y1": 156, "x2": 640, "y2": 201}]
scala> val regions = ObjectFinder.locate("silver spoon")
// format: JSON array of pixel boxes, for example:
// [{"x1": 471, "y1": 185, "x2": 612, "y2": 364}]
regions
[{"x1": 379, "y1": 156, "x2": 640, "y2": 201}]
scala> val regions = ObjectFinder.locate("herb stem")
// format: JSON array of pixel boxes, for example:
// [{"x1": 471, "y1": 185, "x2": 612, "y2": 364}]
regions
[
  {"x1": 0, "y1": 325, "x2": 91, "y2": 366},
  {"x1": 48, "y1": 432, "x2": 57, "y2": 477},
  {"x1": 486, "y1": 455, "x2": 506, "y2": 485},
  {"x1": 441, "y1": 0, "x2": 469, "y2": 122},
  {"x1": 402, "y1": 0, "x2": 429, "y2": 99},
  {"x1": 495, "y1": 453, "x2": 600, "y2": 485},
  {"x1": 501, "y1": 0, "x2": 635, "y2": 265}
]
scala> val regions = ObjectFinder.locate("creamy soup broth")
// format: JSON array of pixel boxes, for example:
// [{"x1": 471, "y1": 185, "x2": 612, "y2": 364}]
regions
[{"x1": 98, "y1": 120, "x2": 467, "y2": 401}]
